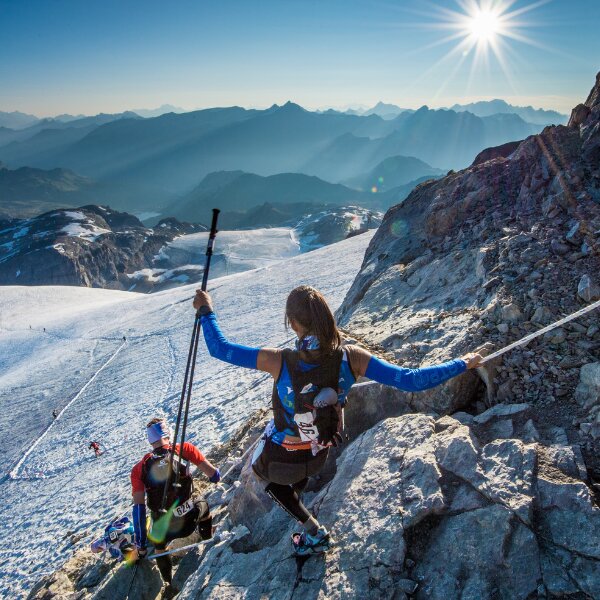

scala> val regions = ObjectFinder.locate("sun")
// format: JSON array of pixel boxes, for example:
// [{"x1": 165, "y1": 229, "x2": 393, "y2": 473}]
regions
[
  {"x1": 468, "y1": 8, "x2": 500, "y2": 43},
  {"x1": 400, "y1": 0, "x2": 549, "y2": 96}
]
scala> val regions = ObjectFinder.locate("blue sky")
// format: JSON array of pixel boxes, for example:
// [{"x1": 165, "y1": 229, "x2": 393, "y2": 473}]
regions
[{"x1": 0, "y1": 0, "x2": 598, "y2": 116}]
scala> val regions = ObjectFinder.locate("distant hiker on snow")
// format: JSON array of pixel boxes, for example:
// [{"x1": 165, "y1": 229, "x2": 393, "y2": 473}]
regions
[
  {"x1": 90, "y1": 516, "x2": 135, "y2": 562},
  {"x1": 193, "y1": 285, "x2": 482, "y2": 556},
  {"x1": 89, "y1": 441, "x2": 102, "y2": 457},
  {"x1": 52, "y1": 409, "x2": 58, "y2": 419},
  {"x1": 129, "y1": 417, "x2": 220, "y2": 592}
]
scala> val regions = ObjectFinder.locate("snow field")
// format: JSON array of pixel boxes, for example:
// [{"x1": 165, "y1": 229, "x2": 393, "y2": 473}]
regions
[{"x1": 0, "y1": 231, "x2": 374, "y2": 596}]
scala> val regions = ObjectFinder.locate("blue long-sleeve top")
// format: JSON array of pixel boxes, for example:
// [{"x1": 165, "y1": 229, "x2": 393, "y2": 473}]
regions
[
  {"x1": 201, "y1": 312, "x2": 259, "y2": 369},
  {"x1": 200, "y1": 311, "x2": 466, "y2": 392}
]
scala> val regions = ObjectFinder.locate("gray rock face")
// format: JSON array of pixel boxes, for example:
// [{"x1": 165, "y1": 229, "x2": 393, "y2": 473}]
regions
[{"x1": 170, "y1": 410, "x2": 596, "y2": 600}]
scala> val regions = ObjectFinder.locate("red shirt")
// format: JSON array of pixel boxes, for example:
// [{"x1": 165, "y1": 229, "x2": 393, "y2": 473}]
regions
[{"x1": 131, "y1": 442, "x2": 206, "y2": 495}]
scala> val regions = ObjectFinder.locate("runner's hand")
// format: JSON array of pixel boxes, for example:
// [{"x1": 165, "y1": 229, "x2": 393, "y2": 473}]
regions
[
  {"x1": 193, "y1": 290, "x2": 213, "y2": 312},
  {"x1": 314, "y1": 406, "x2": 342, "y2": 446},
  {"x1": 461, "y1": 353, "x2": 483, "y2": 369}
]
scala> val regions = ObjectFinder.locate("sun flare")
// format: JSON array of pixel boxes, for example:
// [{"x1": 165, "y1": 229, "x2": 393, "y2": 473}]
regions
[
  {"x1": 468, "y1": 9, "x2": 500, "y2": 43},
  {"x1": 404, "y1": 0, "x2": 549, "y2": 95}
]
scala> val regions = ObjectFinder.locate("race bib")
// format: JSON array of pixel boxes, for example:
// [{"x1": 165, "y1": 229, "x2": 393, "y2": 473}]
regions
[
  {"x1": 173, "y1": 498, "x2": 194, "y2": 518},
  {"x1": 294, "y1": 411, "x2": 319, "y2": 442}
]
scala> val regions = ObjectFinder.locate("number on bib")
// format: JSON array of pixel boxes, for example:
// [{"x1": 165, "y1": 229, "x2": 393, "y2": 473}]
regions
[
  {"x1": 294, "y1": 412, "x2": 319, "y2": 442},
  {"x1": 174, "y1": 498, "x2": 194, "y2": 518}
]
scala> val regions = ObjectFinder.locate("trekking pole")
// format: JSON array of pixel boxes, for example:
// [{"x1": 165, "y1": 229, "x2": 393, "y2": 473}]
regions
[
  {"x1": 201, "y1": 208, "x2": 220, "y2": 292},
  {"x1": 174, "y1": 209, "x2": 220, "y2": 487},
  {"x1": 160, "y1": 209, "x2": 220, "y2": 511}
]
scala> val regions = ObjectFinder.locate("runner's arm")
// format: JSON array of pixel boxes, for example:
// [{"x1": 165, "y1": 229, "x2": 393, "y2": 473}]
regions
[
  {"x1": 181, "y1": 442, "x2": 221, "y2": 482},
  {"x1": 194, "y1": 290, "x2": 282, "y2": 377},
  {"x1": 347, "y1": 345, "x2": 480, "y2": 392}
]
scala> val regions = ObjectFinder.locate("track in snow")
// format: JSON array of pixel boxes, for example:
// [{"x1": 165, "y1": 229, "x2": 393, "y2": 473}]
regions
[{"x1": 9, "y1": 340, "x2": 128, "y2": 480}]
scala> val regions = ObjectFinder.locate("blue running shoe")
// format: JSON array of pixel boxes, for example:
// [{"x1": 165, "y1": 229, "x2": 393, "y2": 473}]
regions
[{"x1": 291, "y1": 526, "x2": 333, "y2": 556}]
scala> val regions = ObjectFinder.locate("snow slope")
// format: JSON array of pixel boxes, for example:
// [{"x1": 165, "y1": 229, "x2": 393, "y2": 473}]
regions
[
  {"x1": 0, "y1": 231, "x2": 374, "y2": 597},
  {"x1": 130, "y1": 227, "x2": 302, "y2": 289}
]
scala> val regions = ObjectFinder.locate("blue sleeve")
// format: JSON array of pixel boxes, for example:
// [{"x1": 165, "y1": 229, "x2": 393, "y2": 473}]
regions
[
  {"x1": 365, "y1": 356, "x2": 466, "y2": 392},
  {"x1": 200, "y1": 312, "x2": 259, "y2": 369},
  {"x1": 132, "y1": 504, "x2": 147, "y2": 548}
]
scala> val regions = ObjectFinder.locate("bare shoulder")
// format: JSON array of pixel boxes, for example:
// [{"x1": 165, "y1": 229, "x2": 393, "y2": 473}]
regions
[
  {"x1": 344, "y1": 344, "x2": 372, "y2": 378},
  {"x1": 257, "y1": 348, "x2": 283, "y2": 377}
]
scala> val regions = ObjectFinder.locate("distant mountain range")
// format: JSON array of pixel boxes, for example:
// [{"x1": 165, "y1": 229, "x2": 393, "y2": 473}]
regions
[
  {"x1": 0, "y1": 102, "x2": 541, "y2": 194},
  {"x1": 0, "y1": 111, "x2": 41, "y2": 130},
  {"x1": 166, "y1": 170, "x2": 371, "y2": 224},
  {"x1": 449, "y1": 99, "x2": 567, "y2": 125},
  {"x1": 0, "y1": 111, "x2": 142, "y2": 157},
  {"x1": 342, "y1": 155, "x2": 444, "y2": 192},
  {"x1": 0, "y1": 99, "x2": 554, "y2": 221},
  {"x1": 131, "y1": 104, "x2": 187, "y2": 118},
  {"x1": 338, "y1": 99, "x2": 567, "y2": 125},
  {"x1": 343, "y1": 102, "x2": 413, "y2": 119},
  {"x1": 0, "y1": 163, "x2": 166, "y2": 219}
]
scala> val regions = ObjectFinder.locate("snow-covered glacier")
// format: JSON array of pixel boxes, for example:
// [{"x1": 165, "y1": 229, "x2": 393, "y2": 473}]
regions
[{"x1": 0, "y1": 231, "x2": 374, "y2": 597}]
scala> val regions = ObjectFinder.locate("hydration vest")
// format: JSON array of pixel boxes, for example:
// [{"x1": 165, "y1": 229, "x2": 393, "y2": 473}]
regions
[
  {"x1": 141, "y1": 446, "x2": 193, "y2": 513},
  {"x1": 271, "y1": 348, "x2": 343, "y2": 443}
]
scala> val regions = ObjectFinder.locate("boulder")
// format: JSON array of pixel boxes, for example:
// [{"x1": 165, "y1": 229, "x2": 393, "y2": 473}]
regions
[
  {"x1": 577, "y1": 274, "x2": 600, "y2": 302},
  {"x1": 575, "y1": 362, "x2": 600, "y2": 410},
  {"x1": 413, "y1": 505, "x2": 540, "y2": 600}
]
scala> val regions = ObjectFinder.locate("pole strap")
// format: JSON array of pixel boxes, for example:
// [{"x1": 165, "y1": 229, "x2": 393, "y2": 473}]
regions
[{"x1": 480, "y1": 298, "x2": 600, "y2": 364}]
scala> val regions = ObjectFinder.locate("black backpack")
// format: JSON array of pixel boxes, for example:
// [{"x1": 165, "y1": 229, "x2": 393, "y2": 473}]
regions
[
  {"x1": 141, "y1": 447, "x2": 193, "y2": 514},
  {"x1": 272, "y1": 348, "x2": 343, "y2": 440}
]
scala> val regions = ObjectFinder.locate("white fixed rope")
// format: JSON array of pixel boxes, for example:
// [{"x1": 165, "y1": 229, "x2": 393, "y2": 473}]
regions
[{"x1": 480, "y1": 298, "x2": 600, "y2": 364}]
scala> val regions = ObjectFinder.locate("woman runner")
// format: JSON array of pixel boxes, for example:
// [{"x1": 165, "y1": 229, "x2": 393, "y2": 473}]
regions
[{"x1": 193, "y1": 285, "x2": 482, "y2": 555}]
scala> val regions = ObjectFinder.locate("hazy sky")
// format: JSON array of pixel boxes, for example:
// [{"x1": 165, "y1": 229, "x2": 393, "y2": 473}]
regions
[{"x1": 1, "y1": 0, "x2": 598, "y2": 116}]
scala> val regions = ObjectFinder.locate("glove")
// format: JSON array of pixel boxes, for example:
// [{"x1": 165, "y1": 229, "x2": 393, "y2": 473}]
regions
[
  {"x1": 209, "y1": 468, "x2": 221, "y2": 483},
  {"x1": 314, "y1": 406, "x2": 343, "y2": 447}
]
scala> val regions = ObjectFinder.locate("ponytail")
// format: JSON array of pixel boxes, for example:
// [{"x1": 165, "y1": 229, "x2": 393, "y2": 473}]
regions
[{"x1": 285, "y1": 285, "x2": 342, "y2": 355}]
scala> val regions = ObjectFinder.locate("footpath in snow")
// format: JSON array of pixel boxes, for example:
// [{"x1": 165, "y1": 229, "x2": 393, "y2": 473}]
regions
[{"x1": 0, "y1": 231, "x2": 374, "y2": 597}]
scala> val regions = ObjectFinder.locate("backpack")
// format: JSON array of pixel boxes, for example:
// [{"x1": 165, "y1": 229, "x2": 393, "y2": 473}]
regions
[
  {"x1": 272, "y1": 348, "x2": 343, "y2": 445},
  {"x1": 141, "y1": 447, "x2": 193, "y2": 514}
]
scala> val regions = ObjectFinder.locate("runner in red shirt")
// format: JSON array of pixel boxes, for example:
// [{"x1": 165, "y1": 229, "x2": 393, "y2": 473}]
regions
[
  {"x1": 131, "y1": 417, "x2": 220, "y2": 592},
  {"x1": 89, "y1": 441, "x2": 102, "y2": 457}
]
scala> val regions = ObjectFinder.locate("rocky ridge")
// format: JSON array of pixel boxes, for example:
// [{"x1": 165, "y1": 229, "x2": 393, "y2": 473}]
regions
[
  {"x1": 338, "y1": 72, "x2": 600, "y2": 477},
  {"x1": 0, "y1": 206, "x2": 206, "y2": 290}
]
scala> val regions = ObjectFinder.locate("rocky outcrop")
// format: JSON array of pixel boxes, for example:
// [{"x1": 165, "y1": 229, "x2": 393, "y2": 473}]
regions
[
  {"x1": 0, "y1": 205, "x2": 206, "y2": 289},
  {"x1": 472, "y1": 140, "x2": 522, "y2": 166},
  {"x1": 337, "y1": 73, "x2": 600, "y2": 474},
  {"x1": 177, "y1": 406, "x2": 598, "y2": 599},
  {"x1": 294, "y1": 206, "x2": 382, "y2": 251}
]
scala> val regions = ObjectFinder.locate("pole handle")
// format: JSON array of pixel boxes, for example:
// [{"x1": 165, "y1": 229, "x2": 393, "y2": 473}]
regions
[{"x1": 201, "y1": 208, "x2": 220, "y2": 292}]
